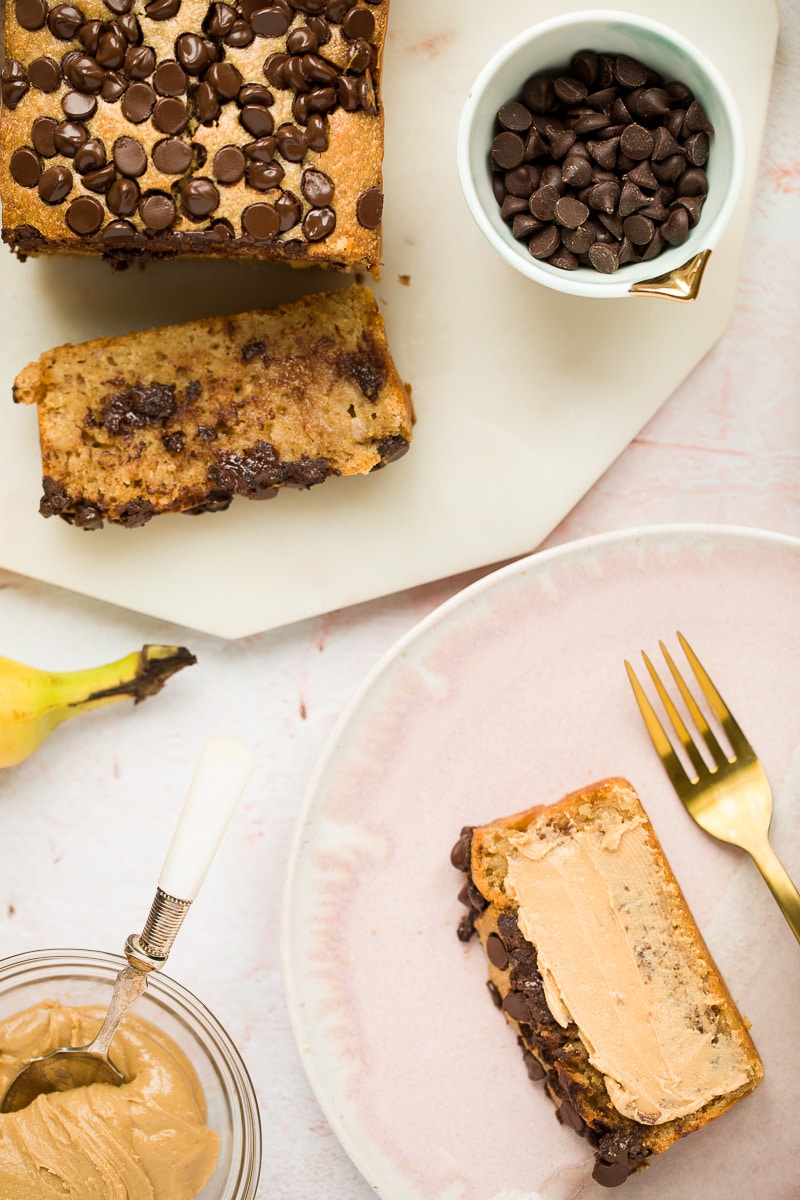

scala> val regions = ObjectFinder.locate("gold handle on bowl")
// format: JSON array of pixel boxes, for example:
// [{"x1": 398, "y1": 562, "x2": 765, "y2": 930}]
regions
[{"x1": 629, "y1": 249, "x2": 712, "y2": 302}]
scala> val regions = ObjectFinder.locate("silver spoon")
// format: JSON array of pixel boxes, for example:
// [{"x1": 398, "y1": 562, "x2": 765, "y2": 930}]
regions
[{"x1": 1, "y1": 735, "x2": 255, "y2": 1113}]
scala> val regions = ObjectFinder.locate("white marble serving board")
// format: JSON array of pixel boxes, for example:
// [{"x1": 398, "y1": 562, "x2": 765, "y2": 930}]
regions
[{"x1": 0, "y1": 0, "x2": 780, "y2": 638}]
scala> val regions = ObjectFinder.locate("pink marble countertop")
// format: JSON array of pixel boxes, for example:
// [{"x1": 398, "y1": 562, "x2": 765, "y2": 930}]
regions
[{"x1": 0, "y1": 3, "x2": 797, "y2": 1198}]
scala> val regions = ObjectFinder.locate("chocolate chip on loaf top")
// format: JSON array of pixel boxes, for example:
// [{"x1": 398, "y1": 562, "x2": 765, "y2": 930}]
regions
[
  {"x1": 0, "y1": 0, "x2": 388, "y2": 269},
  {"x1": 13, "y1": 283, "x2": 413, "y2": 528}
]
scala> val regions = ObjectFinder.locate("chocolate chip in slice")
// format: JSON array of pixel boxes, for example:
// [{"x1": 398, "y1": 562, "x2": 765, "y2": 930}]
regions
[
  {"x1": 144, "y1": 0, "x2": 180, "y2": 18},
  {"x1": 82, "y1": 163, "x2": 116, "y2": 192},
  {"x1": 73, "y1": 137, "x2": 106, "y2": 173},
  {"x1": 213, "y1": 144, "x2": 246, "y2": 183},
  {"x1": 301, "y1": 167, "x2": 333, "y2": 206},
  {"x1": 15, "y1": 0, "x2": 48, "y2": 29},
  {"x1": 276, "y1": 189, "x2": 301, "y2": 231},
  {"x1": 240, "y1": 104, "x2": 274, "y2": 137},
  {"x1": 28, "y1": 56, "x2": 61, "y2": 92},
  {"x1": 121, "y1": 81, "x2": 156, "y2": 123},
  {"x1": 124, "y1": 45, "x2": 156, "y2": 79},
  {"x1": 181, "y1": 177, "x2": 220, "y2": 218},
  {"x1": 246, "y1": 160, "x2": 284, "y2": 190},
  {"x1": 47, "y1": 4, "x2": 84, "y2": 39},
  {"x1": 356, "y1": 186, "x2": 382, "y2": 229},
  {"x1": 176, "y1": 32, "x2": 210, "y2": 74},
  {"x1": 38, "y1": 164, "x2": 73, "y2": 204},
  {"x1": 100, "y1": 73, "x2": 127, "y2": 102},
  {"x1": 65, "y1": 194, "x2": 104, "y2": 234},
  {"x1": 1, "y1": 60, "x2": 29, "y2": 109},
  {"x1": 139, "y1": 191, "x2": 176, "y2": 229},
  {"x1": 342, "y1": 5, "x2": 374, "y2": 39},
  {"x1": 113, "y1": 134, "x2": 147, "y2": 176},
  {"x1": 242, "y1": 201, "x2": 279, "y2": 240},
  {"x1": 32, "y1": 117, "x2": 58, "y2": 157},
  {"x1": 153, "y1": 59, "x2": 186, "y2": 95},
  {"x1": 153, "y1": 95, "x2": 189, "y2": 133},
  {"x1": 275, "y1": 124, "x2": 307, "y2": 162},
  {"x1": 302, "y1": 206, "x2": 335, "y2": 241},
  {"x1": 152, "y1": 136, "x2": 192, "y2": 173},
  {"x1": 10, "y1": 147, "x2": 42, "y2": 188},
  {"x1": 107, "y1": 176, "x2": 139, "y2": 214},
  {"x1": 53, "y1": 120, "x2": 89, "y2": 156}
]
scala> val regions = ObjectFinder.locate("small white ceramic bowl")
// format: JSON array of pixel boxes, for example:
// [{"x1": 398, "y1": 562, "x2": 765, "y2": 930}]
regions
[{"x1": 457, "y1": 10, "x2": 745, "y2": 300}]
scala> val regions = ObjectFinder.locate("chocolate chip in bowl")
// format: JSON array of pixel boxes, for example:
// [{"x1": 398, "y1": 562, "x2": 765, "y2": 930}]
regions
[{"x1": 458, "y1": 11, "x2": 744, "y2": 300}]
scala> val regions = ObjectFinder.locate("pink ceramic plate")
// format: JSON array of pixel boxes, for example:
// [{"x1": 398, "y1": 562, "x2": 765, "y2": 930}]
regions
[{"x1": 283, "y1": 525, "x2": 800, "y2": 1200}]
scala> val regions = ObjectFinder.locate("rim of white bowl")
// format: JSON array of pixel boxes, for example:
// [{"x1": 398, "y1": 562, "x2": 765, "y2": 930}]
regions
[{"x1": 457, "y1": 9, "x2": 746, "y2": 299}]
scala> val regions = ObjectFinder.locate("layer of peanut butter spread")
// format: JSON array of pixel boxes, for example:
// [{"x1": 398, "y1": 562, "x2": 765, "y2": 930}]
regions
[
  {"x1": 503, "y1": 808, "x2": 751, "y2": 1125},
  {"x1": 0, "y1": 1001, "x2": 219, "y2": 1198}
]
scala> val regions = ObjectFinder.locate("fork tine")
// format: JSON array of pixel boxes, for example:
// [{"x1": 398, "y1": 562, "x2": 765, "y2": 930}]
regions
[
  {"x1": 659, "y1": 641, "x2": 731, "y2": 770},
  {"x1": 676, "y1": 631, "x2": 752, "y2": 760},
  {"x1": 641, "y1": 650, "x2": 709, "y2": 779},
  {"x1": 624, "y1": 659, "x2": 694, "y2": 790}
]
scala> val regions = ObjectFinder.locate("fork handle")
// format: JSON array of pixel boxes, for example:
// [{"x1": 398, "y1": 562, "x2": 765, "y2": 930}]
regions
[{"x1": 749, "y1": 840, "x2": 800, "y2": 945}]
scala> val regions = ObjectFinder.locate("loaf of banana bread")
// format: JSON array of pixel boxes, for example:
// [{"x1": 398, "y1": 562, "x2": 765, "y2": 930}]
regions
[
  {"x1": 452, "y1": 778, "x2": 763, "y2": 1187},
  {"x1": 14, "y1": 282, "x2": 413, "y2": 528},
  {"x1": 1, "y1": 0, "x2": 388, "y2": 270}
]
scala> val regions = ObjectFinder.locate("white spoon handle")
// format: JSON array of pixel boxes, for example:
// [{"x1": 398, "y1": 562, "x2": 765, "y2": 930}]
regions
[{"x1": 127, "y1": 736, "x2": 255, "y2": 969}]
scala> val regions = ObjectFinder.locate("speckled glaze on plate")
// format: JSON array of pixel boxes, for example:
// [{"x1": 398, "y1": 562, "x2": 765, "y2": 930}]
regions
[{"x1": 283, "y1": 525, "x2": 800, "y2": 1200}]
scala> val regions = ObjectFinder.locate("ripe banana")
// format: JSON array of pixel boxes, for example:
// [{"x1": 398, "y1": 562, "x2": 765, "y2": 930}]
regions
[{"x1": 0, "y1": 645, "x2": 197, "y2": 769}]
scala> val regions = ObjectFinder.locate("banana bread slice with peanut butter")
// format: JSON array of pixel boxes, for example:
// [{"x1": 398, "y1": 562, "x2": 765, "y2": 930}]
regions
[
  {"x1": 14, "y1": 283, "x2": 413, "y2": 529},
  {"x1": 452, "y1": 778, "x2": 763, "y2": 1187}
]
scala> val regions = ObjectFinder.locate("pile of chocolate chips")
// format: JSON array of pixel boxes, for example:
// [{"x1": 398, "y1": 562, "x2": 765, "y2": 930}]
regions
[
  {"x1": 1, "y1": 0, "x2": 385, "y2": 253},
  {"x1": 490, "y1": 50, "x2": 714, "y2": 273}
]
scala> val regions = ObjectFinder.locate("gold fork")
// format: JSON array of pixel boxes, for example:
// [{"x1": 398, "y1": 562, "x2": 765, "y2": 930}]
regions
[{"x1": 625, "y1": 631, "x2": 800, "y2": 944}]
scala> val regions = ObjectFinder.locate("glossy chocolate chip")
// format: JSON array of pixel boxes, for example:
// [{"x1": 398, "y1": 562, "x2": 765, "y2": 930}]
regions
[
  {"x1": 32, "y1": 117, "x2": 58, "y2": 157},
  {"x1": 238, "y1": 82, "x2": 273, "y2": 107},
  {"x1": 96, "y1": 28, "x2": 126, "y2": 69},
  {"x1": 47, "y1": 4, "x2": 84, "y2": 39},
  {"x1": 66, "y1": 194, "x2": 104, "y2": 233},
  {"x1": 153, "y1": 95, "x2": 189, "y2": 132},
  {"x1": 242, "y1": 201, "x2": 279, "y2": 239},
  {"x1": 100, "y1": 72, "x2": 127, "y2": 101},
  {"x1": 82, "y1": 163, "x2": 116, "y2": 191},
  {"x1": 300, "y1": 167, "x2": 333, "y2": 206},
  {"x1": 1, "y1": 60, "x2": 29, "y2": 108},
  {"x1": 205, "y1": 60, "x2": 242, "y2": 99},
  {"x1": 276, "y1": 189, "x2": 301, "y2": 230},
  {"x1": 53, "y1": 120, "x2": 89, "y2": 156},
  {"x1": 107, "y1": 176, "x2": 139, "y2": 213},
  {"x1": 305, "y1": 111, "x2": 327, "y2": 151},
  {"x1": 16, "y1": 0, "x2": 48, "y2": 28},
  {"x1": 204, "y1": 1, "x2": 236, "y2": 36},
  {"x1": 176, "y1": 32, "x2": 210, "y2": 74},
  {"x1": 153, "y1": 137, "x2": 192, "y2": 173},
  {"x1": 73, "y1": 137, "x2": 106, "y2": 172},
  {"x1": 224, "y1": 18, "x2": 253, "y2": 47},
  {"x1": 104, "y1": 0, "x2": 134, "y2": 13},
  {"x1": 213, "y1": 144, "x2": 246, "y2": 183},
  {"x1": 240, "y1": 104, "x2": 274, "y2": 136},
  {"x1": 356, "y1": 186, "x2": 382, "y2": 229},
  {"x1": 28, "y1": 56, "x2": 61, "y2": 92},
  {"x1": 286, "y1": 26, "x2": 317, "y2": 54},
  {"x1": 64, "y1": 53, "x2": 105, "y2": 94},
  {"x1": 145, "y1": 0, "x2": 180, "y2": 17},
  {"x1": 139, "y1": 191, "x2": 176, "y2": 229},
  {"x1": 275, "y1": 125, "x2": 307, "y2": 161},
  {"x1": 113, "y1": 134, "x2": 147, "y2": 176},
  {"x1": 249, "y1": 5, "x2": 290, "y2": 35},
  {"x1": 124, "y1": 45, "x2": 156, "y2": 79},
  {"x1": 38, "y1": 164, "x2": 73, "y2": 204},
  {"x1": 153, "y1": 59, "x2": 186, "y2": 95},
  {"x1": 263, "y1": 51, "x2": 288, "y2": 86},
  {"x1": 10, "y1": 147, "x2": 42, "y2": 188},
  {"x1": 247, "y1": 159, "x2": 284, "y2": 189},
  {"x1": 193, "y1": 81, "x2": 219, "y2": 123},
  {"x1": 302, "y1": 205, "x2": 335, "y2": 240},
  {"x1": 121, "y1": 81, "x2": 156, "y2": 122},
  {"x1": 345, "y1": 38, "x2": 372, "y2": 73},
  {"x1": 181, "y1": 177, "x2": 219, "y2": 217}
]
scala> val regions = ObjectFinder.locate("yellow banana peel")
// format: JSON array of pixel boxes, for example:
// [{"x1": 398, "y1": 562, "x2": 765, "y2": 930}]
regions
[{"x1": 0, "y1": 645, "x2": 196, "y2": 769}]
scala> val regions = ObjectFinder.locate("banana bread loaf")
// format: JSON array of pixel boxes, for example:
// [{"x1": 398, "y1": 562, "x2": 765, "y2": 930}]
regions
[
  {"x1": 1, "y1": 0, "x2": 388, "y2": 270},
  {"x1": 14, "y1": 282, "x2": 413, "y2": 528},
  {"x1": 452, "y1": 778, "x2": 763, "y2": 1187}
]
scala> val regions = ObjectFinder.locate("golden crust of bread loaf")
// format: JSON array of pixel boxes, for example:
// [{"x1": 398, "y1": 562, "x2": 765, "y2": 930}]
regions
[
  {"x1": 453, "y1": 778, "x2": 764, "y2": 1187},
  {"x1": 14, "y1": 282, "x2": 413, "y2": 528},
  {"x1": 0, "y1": 0, "x2": 388, "y2": 271}
]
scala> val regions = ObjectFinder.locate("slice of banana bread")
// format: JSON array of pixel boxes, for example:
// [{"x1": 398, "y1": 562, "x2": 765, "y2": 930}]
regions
[
  {"x1": 452, "y1": 778, "x2": 763, "y2": 1187},
  {"x1": 14, "y1": 282, "x2": 413, "y2": 528}
]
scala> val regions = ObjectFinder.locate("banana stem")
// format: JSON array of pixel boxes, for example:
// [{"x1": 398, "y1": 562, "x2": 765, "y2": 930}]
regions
[{"x1": 47, "y1": 645, "x2": 197, "y2": 715}]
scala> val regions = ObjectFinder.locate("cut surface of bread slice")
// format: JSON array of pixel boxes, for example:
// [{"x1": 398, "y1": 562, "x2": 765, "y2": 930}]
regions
[
  {"x1": 14, "y1": 283, "x2": 412, "y2": 529},
  {"x1": 452, "y1": 777, "x2": 763, "y2": 1187}
]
